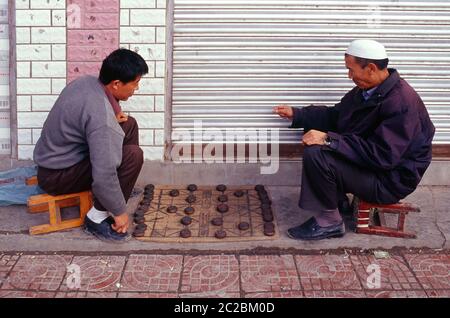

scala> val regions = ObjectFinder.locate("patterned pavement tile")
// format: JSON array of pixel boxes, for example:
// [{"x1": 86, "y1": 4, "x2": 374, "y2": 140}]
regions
[
  {"x1": 0, "y1": 254, "x2": 20, "y2": 287},
  {"x1": 365, "y1": 290, "x2": 428, "y2": 298},
  {"x1": 120, "y1": 254, "x2": 182, "y2": 292},
  {"x1": 55, "y1": 291, "x2": 118, "y2": 298},
  {"x1": 0, "y1": 290, "x2": 56, "y2": 298},
  {"x1": 180, "y1": 255, "x2": 239, "y2": 293},
  {"x1": 179, "y1": 292, "x2": 240, "y2": 298},
  {"x1": 426, "y1": 290, "x2": 450, "y2": 298},
  {"x1": 118, "y1": 292, "x2": 179, "y2": 298},
  {"x1": 403, "y1": 254, "x2": 450, "y2": 290},
  {"x1": 240, "y1": 255, "x2": 300, "y2": 293},
  {"x1": 303, "y1": 290, "x2": 366, "y2": 298},
  {"x1": 350, "y1": 255, "x2": 421, "y2": 290},
  {"x1": 1, "y1": 255, "x2": 73, "y2": 291},
  {"x1": 295, "y1": 255, "x2": 362, "y2": 291},
  {"x1": 59, "y1": 256, "x2": 126, "y2": 292},
  {"x1": 245, "y1": 291, "x2": 304, "y2": 298}
]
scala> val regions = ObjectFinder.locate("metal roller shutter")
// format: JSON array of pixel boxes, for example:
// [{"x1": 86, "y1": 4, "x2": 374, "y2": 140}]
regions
[{"x1": 171, "y1": 0, "x2": 450, "y2": 148}]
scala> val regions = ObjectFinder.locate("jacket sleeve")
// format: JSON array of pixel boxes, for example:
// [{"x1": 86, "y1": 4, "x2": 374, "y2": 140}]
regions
[
  {"x1": 290, "y1": 105, "x2": 339, "y2": 132},
  {"x1": 327, "y1": 106, "x2": 420, "y2": 171},
  {"x1": 87, "y1": 126, "x2": 127, "y2": 215}
]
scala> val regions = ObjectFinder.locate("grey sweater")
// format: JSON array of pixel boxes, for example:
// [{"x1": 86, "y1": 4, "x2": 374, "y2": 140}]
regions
[{"x1": 34, "y1": 76, "x2": 126, "y2": 216}]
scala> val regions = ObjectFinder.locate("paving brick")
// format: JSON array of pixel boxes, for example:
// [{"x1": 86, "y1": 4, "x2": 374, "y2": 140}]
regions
[
  {"x1": 16, "y1": 10, "x2": 51, "y2": 27},
  {"x1": 31, "y1": 0, "x2": 65, "y2": 9},
  {"x1": 55, "y1": 291, "x2": 117, "y2": 298},
  {"x1": 365, "y1": 290, "x2": 428, "y2": 298},
  {"x1": 303, "y1": 290, "x2": 367, "y2": 298},
  {"x1": 130, "y1": 9, "x2": 166, "y2": 26},
  {"x1": 121, "y1": 0, "x2": 156, "y2": 9},
  {"x1": 120, "y1": 255, "x2": 182, "y2": 292},
  {"x1": 426, "y1": 290, "x2": 450, "y2": 298},
  {"x1": 67, "y1": 62, "x2": 101, "y2": 81},
  {"x1": 60, "y1": 256, "x2": 126, "y2": 292},
  {"x1": 240, "y1": 255, "x2": 300, "y2": 293},
  {"x1": 295, "y1": 255, "x2": 362, "y2": 291},
  {"x1": 67, "y1": 46, "x2": 116, "y2": 62},
  {"x1": 0, "y1": 290, "x2": 56, "y2": 298},
  {"x1": 179, "y1": 292, "x2": 240, "y2": 298},
  {"x1": 118, "y1": 292, "x2": 178, "y2": 298},
  {"x1": 245, "y1": 291, "x2": 304, "y2": 298},
  {"x1": 0, "y1": 255, "x2": 20, "y2": 288},
  {"x1": 17, "y1": 44, "x2": 51, "y2": 61},
  {"x1": 31, "y1": 27, "x2": 66, "y2": 44},
  {"x1": 403, "y1": 253, "x2": 450, "y2": 290},
  {"x1": 181, "y1": 255, "x2": 239, "y2": 294},
  {"x1": 120, "y1": 27, "x2": 155, "y2": 43},
  {"x1": 350, "y1": 255, "x2": 421, "y2": 290},
  {"x1": 83, "y1": 0, "x2": 119, "y2": 13},
  {"x1": 82, "y1": 12, "x2": 119, "y2": 29},
  {"x1": 1, "y1": 255, "x2": 73, "y2": 291},
  {"x1": 16, "y1": 27, "x2": 31, "y2": 44}
]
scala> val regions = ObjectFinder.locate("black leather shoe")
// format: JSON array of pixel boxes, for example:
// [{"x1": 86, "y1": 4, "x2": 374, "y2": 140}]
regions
[{"x1": 287, "y1": 217, "x2": 345, "y2": 241}]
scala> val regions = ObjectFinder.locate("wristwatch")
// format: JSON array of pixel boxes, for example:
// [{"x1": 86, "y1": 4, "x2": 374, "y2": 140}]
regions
[{"x1": 324, "y1": 135, "x2": 332, "y2": 146}]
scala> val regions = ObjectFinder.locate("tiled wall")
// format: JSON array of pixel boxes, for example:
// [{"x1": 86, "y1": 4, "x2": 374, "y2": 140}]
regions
[
  {"x1": 14, "y1": 0, "x2": 167, "y2": 161},
  {"x1": 0, "y1": 0, "x2": 10, "y2": 154}
]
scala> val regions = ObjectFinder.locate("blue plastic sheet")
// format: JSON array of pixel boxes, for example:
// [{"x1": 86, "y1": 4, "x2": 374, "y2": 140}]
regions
[{"x1": 0, "y1": 165, "x2": 45, "y2": 206}]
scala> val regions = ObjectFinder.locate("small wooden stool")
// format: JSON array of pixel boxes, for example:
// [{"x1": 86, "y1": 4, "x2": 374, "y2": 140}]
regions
[
  {"x1": 353, "y1": 197, "x2": 420, "y2": 239},
  {"x1": 26, "y1": 176, "x2": 93, "y2": 235}
]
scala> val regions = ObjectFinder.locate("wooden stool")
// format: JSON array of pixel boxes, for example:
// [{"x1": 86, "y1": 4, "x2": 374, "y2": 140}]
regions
[
  {"x1": 26, "y1": 176, "x2": 93, "y2": 235},
  {"x1": 353, "y1": 197, "x2": 420, "y2": 238}
]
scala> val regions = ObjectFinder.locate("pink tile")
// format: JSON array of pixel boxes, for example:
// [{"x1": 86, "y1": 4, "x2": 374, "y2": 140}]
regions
[
  {"x1": 404, "y1": 254, "x2": 450, "y2": 290},
  {"x1": 1, "y1": 255, "x2": 73, "y2": 291},
  {"x1": 0, "y1": 254, "x2": 20, "y2": 287},
  {"x1": 181, "y1": 255, "x2": 239, "y2": 293},
  {"x1": 55, "y1": 291, "x2": 117, "y2": 298},
  {"x1": 295, "y1": 255, "x2": 362, "y2": 291},
  {"x1": 0, "y1": 290, "x2": 56, "y2": 298},
  {"x1": 303, "y1": 290, "x2": 366, "y2": 298},
  {"x1": 350, "y1": 255, "x2": 421, "y2": 290},
  {"x1": 366, "y1": 290, "x2": 428, "y2": 298},
  {"x1": 246, "y1": 291, "x2": 304, "y2": 298},
  {"x1": 179, "y1": 292, "x2": 240, "y2": 298},
  {"x1": 121, "y1": 255, "x2": 182, "y2": 292},
  {"x1": 426, "y1": 290, "x2": 450, "y2": 298},
  {"x1": 240, "y1": 255, "x2": 300, "y2": 293},
  {"x1": 118, "y1": 292, "x2": 179, "y2": 298},
  {"x1": 60, "y1": 256, "x2": 126, "y2": 292}
]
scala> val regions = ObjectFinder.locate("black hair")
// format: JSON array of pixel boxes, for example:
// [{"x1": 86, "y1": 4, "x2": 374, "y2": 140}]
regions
[
  {"x1": 345, "y1": 53, "x2": 389, "y2": 70},
  {"x1": 99, "y1": 48, "x2": 149, "y2": 85}
]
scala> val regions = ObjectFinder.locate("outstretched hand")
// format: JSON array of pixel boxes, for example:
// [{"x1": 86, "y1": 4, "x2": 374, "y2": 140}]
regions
[{"x1": 273, "y1": 105, "x2": 294, "y2": 120}]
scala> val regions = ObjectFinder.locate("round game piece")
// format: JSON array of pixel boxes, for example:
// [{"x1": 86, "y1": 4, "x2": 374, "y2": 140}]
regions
[
  {"x1": 141, "y1": 198, "x2": 152, "y2": 205},
  {"x1": 184, "y1": 207, "x2": 195, "y2": 215},
  {"x1": 180, "y1": 228, "x2": 191, "y2": 238},
  {"x1": 234, "y1": 190, "x2": 244, "y2": 197},
  {"x1": 255, "y1": 184, "x2": 265, "y2": 192},
  {"x1": 134, "y1": 215, "x2": 145, "y2": 224},
  {"x1": 218, "y1": 194, "x2": 228, "y2": 203},
  {"x1": 133, "y1": 231, "x2": 145, "y2": 237},
  {"x1": 139, "y1": 202, "x2": 150, "y2": 210},
  {"x1": 145, "y1": 184, "x2": 155, "y2": 191},
  {"x1": 169, "y1": 189, "x2": 180, "y2": 197},
  {"x1": 181, "y1": 216, "x2": 192, "y2": 225},
  {"x1": 260, "y1": 203, "x2": 272, "y2": 211},
  {"x1": 134, "y1": 210, "x2": 145, "y2": 218},
  {"x1": 217, "y1": 204, "x2": 229, "y2": 213},
  {"x1": 238, "y1": 222, "x2": 250, "y2": 231},
  {"x1": 186, "y1": 195, "x2": 196, "y2": 204},
  {"x1": 260, "y1": 198, "x2": 272, "y2": 205},
  {"x1": 187, "y1": 184, "x2": 198, "y2": 192},
  {"x1": 135, "y1": 223, "x2": 147, "y2": 231},
  {"x1": 144, "y1": 189, "x2": 154, "y2": 197},
  {"x1": 211, "y1": 217, "x2": 223, "y2": 226},
  {"x1": 263, "y1": 222, "x2": 275, "y2": 236},
  {"x1": 262, "y1": 211, "x2": 274, "y2": 222},
  {"x1": 215, "y1": 229, "x2": 227, "y2": 239},
  {"x1": 216, "y1": 184, "x2": 227, "y2": 192},
  {"x1": 167, "y1": 205, "x2": 177, "y2": 213}
]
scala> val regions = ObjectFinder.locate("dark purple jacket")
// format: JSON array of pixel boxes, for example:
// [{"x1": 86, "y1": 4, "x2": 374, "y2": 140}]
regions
[{"x1": 291, "y1": 69, "x2": 435, "y2": 199}]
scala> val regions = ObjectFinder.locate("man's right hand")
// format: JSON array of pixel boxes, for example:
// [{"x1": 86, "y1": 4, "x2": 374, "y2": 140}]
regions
[
  {"x1": 112, "y1": 213, "x2": 129, "y2": 233},
  {"x1": 273, "y1": 105, "x2": 294, "y2": 120}
]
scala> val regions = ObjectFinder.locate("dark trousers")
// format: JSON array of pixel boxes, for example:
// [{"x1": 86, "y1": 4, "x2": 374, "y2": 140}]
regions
[
  {"x1": 37, "y1": 116, "x2": 144, "y2": 212},
  {"x1": 299, "y1": 145, "x2": 400, "y2": 211}
]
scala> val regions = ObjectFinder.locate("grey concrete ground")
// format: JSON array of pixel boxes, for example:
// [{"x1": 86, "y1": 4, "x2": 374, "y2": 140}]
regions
[{"x1": 1, "y1": 184, "x2": 449, "y2": 252}]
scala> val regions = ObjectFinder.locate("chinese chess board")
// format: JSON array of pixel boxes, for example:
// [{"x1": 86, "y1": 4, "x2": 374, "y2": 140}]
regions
[{"x1": 132, "y1": 185, "x2": 278, "y2": 242}]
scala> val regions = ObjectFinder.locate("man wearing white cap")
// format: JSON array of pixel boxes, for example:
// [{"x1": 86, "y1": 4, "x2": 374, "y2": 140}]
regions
[{"x1": 274, "y1": 39, "x2": 435, "y2": 241}]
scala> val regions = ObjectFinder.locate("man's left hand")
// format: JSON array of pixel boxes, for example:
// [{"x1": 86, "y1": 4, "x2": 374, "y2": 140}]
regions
[{"x1": 302, "y1": 129, "x2": 327, "y2": 146}]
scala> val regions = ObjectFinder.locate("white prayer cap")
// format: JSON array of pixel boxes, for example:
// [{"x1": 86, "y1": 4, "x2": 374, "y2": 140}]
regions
[{"x1": 345, "y1": 39, "x2": 388, "y2": 60}]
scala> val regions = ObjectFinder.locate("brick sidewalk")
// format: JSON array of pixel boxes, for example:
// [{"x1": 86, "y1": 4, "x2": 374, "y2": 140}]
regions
[{"x1": 0, "y1": 250, "x2": 449, "y2": 298}]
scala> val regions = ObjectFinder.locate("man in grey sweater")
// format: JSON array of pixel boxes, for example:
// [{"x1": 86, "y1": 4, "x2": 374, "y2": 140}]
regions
[{"x1": 34, "y1": 49, "x2": 149, "y2": 242}]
